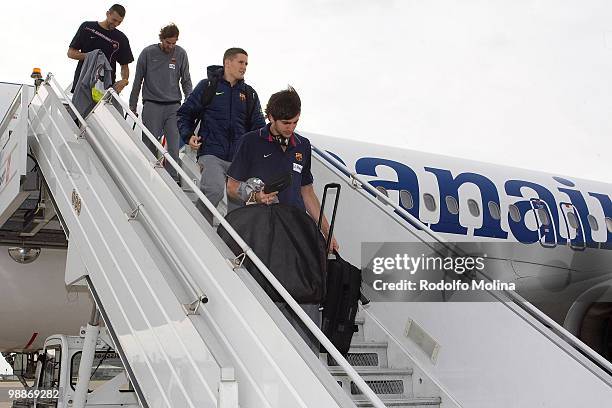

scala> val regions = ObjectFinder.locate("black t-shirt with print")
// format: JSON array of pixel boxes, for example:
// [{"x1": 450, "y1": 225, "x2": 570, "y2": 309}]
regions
[{"x1": 69, "y1": 21, "x2": 134, "y2": 92}]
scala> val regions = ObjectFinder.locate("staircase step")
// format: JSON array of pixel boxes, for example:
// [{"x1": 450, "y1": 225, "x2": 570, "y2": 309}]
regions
[
  {"x1": 352, "y1": 396, "x2": 442, "y2": 407},
  {"x1": 328, "y1": 367, "x2": 413, "y2": 397},
  {"x1": 326, "y1": 341, "x2": 389, "y2": 367},
  {"x1": 327, "y1": 366, "x2": 413, "y2": 377}
]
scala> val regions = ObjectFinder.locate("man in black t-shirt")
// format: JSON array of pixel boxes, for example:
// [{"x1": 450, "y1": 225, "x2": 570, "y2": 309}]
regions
[{"x1": 67, "y1": 4, "x2": 134, "y2": 94}]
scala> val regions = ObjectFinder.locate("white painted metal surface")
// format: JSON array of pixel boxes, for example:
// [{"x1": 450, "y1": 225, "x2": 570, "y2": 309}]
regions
[
  {"x1": 309, "y1": 152, "x2": 612, "y2": 406},
  {"x1": 108, "y1": 87, "x2": 387, "y2": 408},
  {"x1": 311, "y1": 142, "x2": 612, "y2": 374},
  {"x1": 72, "y1": 321, "x2": 100, "y2": 408},
  {"x1": 0, "y1": 84, "x2": 32, "y2": 226},
  {"x1": 367, "y1": 302, "x2": 612, "y2": 407},
  {"x1": 28, "y1": 80, "x2": 224, "y2": 408},
  {"x1": 25, "y1": 76, "x2": 356, "y2": 407},
  {"x1": 0, "y1": 82, "x2": 22, "y2": 123},
  {"x1": 13, "y1": 71, "x2": 612, "y2": 408}
]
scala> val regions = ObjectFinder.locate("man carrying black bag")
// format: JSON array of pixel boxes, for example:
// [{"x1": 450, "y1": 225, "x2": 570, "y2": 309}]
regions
[
  {"x1": 317, "y1": 184, "x2": 364, "y2": 356},
  {"x1": 221, "y1": 87, "x2": 338, "y2": 352},
  {"x1": 218, "y1": 203, "x2": 327, "y2": 351},
  {"x1": 321, "y1": 250, "x2": 363, "y2": 356}
]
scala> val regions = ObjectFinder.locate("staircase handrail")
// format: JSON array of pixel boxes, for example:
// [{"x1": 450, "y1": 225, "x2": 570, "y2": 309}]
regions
[
  {"x1": 45, "y1": 74, "x2": 388, "y2": 408},
  {"x1": 311, "y1": 143, "x2": 612, "y2": 381}
]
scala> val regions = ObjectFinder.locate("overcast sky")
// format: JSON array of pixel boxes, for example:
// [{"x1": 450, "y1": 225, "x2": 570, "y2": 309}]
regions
[{"x1": 2, "y1": 1, "x2": 611, "y2": 183}]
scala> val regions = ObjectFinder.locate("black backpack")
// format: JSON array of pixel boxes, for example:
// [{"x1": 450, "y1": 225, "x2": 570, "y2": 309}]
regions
[{"x1": 199, "y1": 78, "x2": 257, "y2": 131}]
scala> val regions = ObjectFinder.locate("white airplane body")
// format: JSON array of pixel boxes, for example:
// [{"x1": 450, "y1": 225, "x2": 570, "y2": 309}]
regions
[
  {"x1": 0, "y1": 78, "x2": 611, "y2": 408},
  {"x1": 308, "y1": 134, "x2": 612, "y2": 348}
]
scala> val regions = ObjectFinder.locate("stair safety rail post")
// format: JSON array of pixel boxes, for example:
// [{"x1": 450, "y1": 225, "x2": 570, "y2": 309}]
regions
[
  {"x1": 50, "y1": 77, "x2": 388, "y2": 408},
  {"x1": 73, "y1": 306, "x2": 101, "y2": 408},
  {"x1": 311, "y1": 143, "x2": 612, "y2": 381}
]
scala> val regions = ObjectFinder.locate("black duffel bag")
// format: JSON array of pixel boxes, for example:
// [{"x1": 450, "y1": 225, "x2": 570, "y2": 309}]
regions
[{"x1": 218, "y1": 203, "x2": 327, "y2": 303}]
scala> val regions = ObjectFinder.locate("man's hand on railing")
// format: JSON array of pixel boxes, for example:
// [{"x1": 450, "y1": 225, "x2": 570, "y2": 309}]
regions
[
  {"x1": 188, "y1": 135, "x2": 202, "y2": 149},
  {"x1": 129, "y1": 106, "x2": 138, "y2": 117}
]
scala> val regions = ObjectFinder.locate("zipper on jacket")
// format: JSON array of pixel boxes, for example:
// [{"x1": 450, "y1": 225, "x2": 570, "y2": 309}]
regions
[{"x1": 228, "y1": 85, "x2": 234, "y2": 161}]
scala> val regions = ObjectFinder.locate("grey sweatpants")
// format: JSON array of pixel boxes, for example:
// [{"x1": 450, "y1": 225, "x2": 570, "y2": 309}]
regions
[
  {"x1": 197, "y1": 154, "x2": 242, "y2": 222},
  {"x1": 141, "y1": 101, "x2": 180, "y2": 180}
]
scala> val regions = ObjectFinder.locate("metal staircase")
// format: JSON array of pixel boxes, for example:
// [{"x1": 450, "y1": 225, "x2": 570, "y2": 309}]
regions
[
  {"x1": 322, "y1": 315, "x2": 442, "y2": 408},
  {"x1": 13, "y1": 74, "x2": 451, "y2": 407},
  {"x1": 5, "y1": 73, "x2": 612, "y2": 407},
  {"x1": 177, "y1": 122, "x2": 451, "y2": 408},
  {"x1": 17, "y1": 75, "x2": 367, "y2": 407}
]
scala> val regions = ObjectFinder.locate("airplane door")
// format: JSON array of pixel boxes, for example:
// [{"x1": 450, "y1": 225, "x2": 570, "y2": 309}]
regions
[
  {"x1": 559, "y1": 202, "x2": 586, "y2": 250},
  {"x1": 530, "y1": 198, "x2": 556, "y2": 247}
]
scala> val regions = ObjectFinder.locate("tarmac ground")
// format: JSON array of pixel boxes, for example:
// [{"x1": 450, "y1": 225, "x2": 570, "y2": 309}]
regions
[{"x1": 0, "y1": 381, "x2": 24, "y2": 408}]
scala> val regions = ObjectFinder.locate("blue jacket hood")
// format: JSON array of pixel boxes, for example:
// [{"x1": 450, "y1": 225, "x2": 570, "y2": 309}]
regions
[{"x1": 207, "y1": 65, "x2": 224, "y2": 81}]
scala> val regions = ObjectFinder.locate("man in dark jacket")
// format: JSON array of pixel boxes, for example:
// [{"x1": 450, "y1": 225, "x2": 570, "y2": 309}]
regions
[
  {"x1": 226, "y1": 87, "x2": 339, "y2": 252},
  {"x1": 225, "y1": 87, "x2": 338, "y2": 352},
  {"x1": 177, "y1": 48, "x2": 265, "y2": 221}
]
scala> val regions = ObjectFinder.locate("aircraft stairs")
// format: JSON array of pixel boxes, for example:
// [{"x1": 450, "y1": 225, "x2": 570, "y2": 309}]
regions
[
  {"x1": 3, "y1": 75, "x2": 612, "y2": 407},
  {"x1": 323, "y1": 316, "x2": 442, "y2": 407},
  {"x1": 8, "y1": 75, "x2": 456, "y2": 407},
  {"x1": 180, "y1": 139, "x2": 447, "y2": 408}
]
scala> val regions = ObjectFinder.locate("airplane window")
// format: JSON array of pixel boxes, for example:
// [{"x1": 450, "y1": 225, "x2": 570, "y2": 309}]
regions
[
  {"x1": 488, "y1": 201, "x2": 501, "y2": 220},
  {"x1": 399, "y1": 190, "x2": 414, "y2": 209},
  {"x1": 606, "y1": 217, "x2": 612, "y2": 233},
  {"x1": 423, "y1": 193, "x2": 437, "y2": 212},
  {"x1": 567, "y1": 211, "x2": 579, "y2": 230},
  {"x1": 587, "y1": 214, "x2": 599, "y2": 232},
  {"x1": 467, "y1": 199, "x2": 480, "y2": 217},
  {"x1": 509, "y1": 204, "x2": 521, "y2": 222},
  {"x1": 537, "y1": 208, "x2": 550, "y2": 226},
  {"x1": 375, "y1": 186, "x2": 388, "y2": 204},
  {"x1": 445, "y1": 196, "x2": 459, "y2": 215},
  {"x1": 375, "y1": 186, "x2": 389, "y2": 197}
]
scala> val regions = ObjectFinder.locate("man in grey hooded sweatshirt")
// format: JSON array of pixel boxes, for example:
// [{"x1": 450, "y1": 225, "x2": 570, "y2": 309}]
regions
[{"x1": 129, "y1": 23, "x2": 192, "y2": 183}]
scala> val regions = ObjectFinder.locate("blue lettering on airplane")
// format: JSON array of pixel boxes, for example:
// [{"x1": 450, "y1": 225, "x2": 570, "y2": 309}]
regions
[
  {"x1": 329, "y1": 153, "x2": 612, "y2": 248},
  {"x1": 355, "y1": 157, "x2": 420, "y2": 219},
  {"x1": 425, "y1": 168, "x2": 507, "y2": 239}
]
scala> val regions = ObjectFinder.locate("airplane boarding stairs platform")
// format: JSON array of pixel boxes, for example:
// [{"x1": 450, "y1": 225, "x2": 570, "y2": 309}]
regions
[
  {"x1": 9, "y1": 75, "x2": 450, "y2": 408},
  {"x1": 4, "y1": 74, "x2": 612, "y2": 407}
]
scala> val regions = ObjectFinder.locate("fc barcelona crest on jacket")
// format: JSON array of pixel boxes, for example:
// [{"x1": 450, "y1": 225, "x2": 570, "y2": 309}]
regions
[{"x1": 295, "y1": 152, "x2": 303, "y2": 162}]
